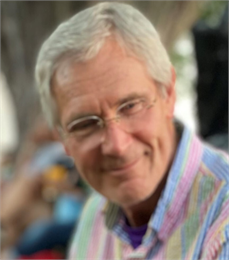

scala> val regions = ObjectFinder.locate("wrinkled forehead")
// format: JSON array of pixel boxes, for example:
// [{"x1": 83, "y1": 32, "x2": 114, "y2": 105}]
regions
[
  {"x1": 49, "y1": 40, "x2": 165, "y2": 130},
  {"x1": 51, "y1": 38, "x2": 147, "y2": 91},
  {"x1": 52, "y1": 56, "x2": 76, "y2": 90}
]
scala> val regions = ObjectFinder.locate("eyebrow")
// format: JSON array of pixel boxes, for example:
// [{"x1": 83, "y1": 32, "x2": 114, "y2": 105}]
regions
[{"x1": 114, "y1": 93, "x2": 146, "y2": 107}]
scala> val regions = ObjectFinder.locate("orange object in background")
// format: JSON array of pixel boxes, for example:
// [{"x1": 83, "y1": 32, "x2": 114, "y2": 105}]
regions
[{"x1": 19, "y1": 249, "x2": 64, "y2": 259}]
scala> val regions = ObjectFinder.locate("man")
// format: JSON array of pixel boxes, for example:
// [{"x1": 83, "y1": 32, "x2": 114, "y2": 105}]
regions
[
  {"x1": 193, "y1": 6, "x2": 228, "y2": 151},
  {"x1": 35, "y1": 3, "x2": 229, "y2": 259}
]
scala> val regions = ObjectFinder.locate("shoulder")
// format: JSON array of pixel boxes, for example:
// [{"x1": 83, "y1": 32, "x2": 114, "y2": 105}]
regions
[
  {"x1": 68, "y1": 192, "x2": 106, "y2": 259},
  {"x1": 74, "y1": 191, "x2": 106, "y2": 232},
  {"x1": 200, "y1": 142, "x2": 229, "y2": 184},
  {"x1": 83, "y1": 192, "x2": 106, "y2": 212},
  {"x1": 196, "y1": 142, "x2": 229, "y2": 218},
  {"x1": 197, "y1": 144, "x2": 229, "y2": 258}
]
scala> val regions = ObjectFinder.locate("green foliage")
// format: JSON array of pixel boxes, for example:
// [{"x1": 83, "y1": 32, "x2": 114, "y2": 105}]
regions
[
  {"x1": 171, "y1": 1, "x2": 228, "y2": 90},
  {"x1": 200, "y1": 1, "x2": 228, "y2": 28}
]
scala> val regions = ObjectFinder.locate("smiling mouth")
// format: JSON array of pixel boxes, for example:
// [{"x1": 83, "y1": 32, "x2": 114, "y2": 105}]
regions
[{"x1": 106, "y1": 158, "x2": 140, "y2": 176}]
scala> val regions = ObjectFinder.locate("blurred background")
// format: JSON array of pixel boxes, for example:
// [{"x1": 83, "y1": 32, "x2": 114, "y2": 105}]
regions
[{"x1": 1, "y1": 1, "x2": 228, "y2": 259}]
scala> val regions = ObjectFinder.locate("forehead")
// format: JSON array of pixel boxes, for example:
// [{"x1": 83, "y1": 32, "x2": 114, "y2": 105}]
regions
[
  {"x1": 52, "y1": 39, "x2": 157, "y2": 122},
  {"x1": 53, "y1": 39, "x2": 154, "y2": 89}
]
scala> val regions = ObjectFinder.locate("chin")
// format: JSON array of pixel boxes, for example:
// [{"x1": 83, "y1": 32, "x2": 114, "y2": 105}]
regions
[{"x1": 112, "y1": 188, "x2": 151, "y2": 208}]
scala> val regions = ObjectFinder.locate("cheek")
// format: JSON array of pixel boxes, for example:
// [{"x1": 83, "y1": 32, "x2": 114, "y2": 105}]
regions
[
  {"x1": 134, "y1": 119, "x2": 160, "y2": 146},
  {"x1": 64, "y1": 141, "x2": 87, "y2": 172},
  {"x1": 134, "y1": 118, "x2": 170, "y2": 169},
  {"x1": 137, "y1": 106, "x2": 165, "y2": 139},
  {"x1": 64, "y1": 140, "x2": 100, "y2": 181}
]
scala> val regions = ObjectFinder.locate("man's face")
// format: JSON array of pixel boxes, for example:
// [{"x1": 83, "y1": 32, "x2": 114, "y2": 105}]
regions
[{"x1": 53, "y1": 39, "x2": 176, "y2": 208}]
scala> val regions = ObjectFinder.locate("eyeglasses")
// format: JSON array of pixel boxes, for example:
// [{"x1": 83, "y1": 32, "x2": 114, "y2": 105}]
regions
[{"x1": 60, "y1": 97, "x2": 157, "y2": 141}]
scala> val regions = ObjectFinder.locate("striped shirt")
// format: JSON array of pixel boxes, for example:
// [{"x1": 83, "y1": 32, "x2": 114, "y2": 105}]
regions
[{"x1": 68, "y1": 127, "x2": 229, "y2": 260}]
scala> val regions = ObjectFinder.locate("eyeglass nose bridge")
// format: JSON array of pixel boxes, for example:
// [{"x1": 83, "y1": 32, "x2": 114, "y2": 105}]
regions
[{"x1": 98, "y1": 115, "x2": 122, "y2": 128}]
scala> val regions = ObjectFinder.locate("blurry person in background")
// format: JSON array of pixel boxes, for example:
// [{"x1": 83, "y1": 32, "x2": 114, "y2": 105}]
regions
[
  {"x1": 35, "y1": 2, "x2": 229, "y2": 260},
  {"x1": 1, "y1": 116, "x2": 55, "y2": 254},
  {"x1": 0, "y1": 115, "x2": 88, "y2": 259},
  {"x1": 0, "y1": 72, "x2": 18, "y2": 178},
  {"x1": 193, "y1": 5, "x2": 228, "y2": 152}
]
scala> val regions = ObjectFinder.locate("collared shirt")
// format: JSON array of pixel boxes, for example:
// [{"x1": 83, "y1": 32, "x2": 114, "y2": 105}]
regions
[{"x1": 68, "y1": 127, "x2": 229, "y2": 260}]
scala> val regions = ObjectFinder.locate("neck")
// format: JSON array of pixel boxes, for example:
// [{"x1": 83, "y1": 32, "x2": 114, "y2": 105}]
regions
[
  {"x1": 123, "y1": 171, "x2": 168, "y2": 227},
  {"x1": 123, "y1": 122, "x2": 180, "y2": 227}
]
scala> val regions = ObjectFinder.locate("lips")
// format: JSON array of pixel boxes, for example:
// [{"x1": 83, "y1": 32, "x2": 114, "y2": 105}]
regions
[{"x1": 103, "y1": 158, "x2": 140, "y2": 176}]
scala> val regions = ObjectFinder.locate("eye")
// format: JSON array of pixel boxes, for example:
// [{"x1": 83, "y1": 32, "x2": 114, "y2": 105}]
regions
[
  {"x1": 67, "y1": 117, "x2": 101, "y2": 136},
  {"x1": 118, "y1": 99, "x2": 145, "y2": 116}
]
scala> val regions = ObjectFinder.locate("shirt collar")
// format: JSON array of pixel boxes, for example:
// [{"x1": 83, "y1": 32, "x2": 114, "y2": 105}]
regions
[
  {"x1": 150, "y1": 126, "x2": 203, "y2": 241},
  {"x1": 103, "y1": 200, "x2": 121, "y2": 230},
  {"x1": 103, "y1": 126, "x2": 203, "y2": 240}
]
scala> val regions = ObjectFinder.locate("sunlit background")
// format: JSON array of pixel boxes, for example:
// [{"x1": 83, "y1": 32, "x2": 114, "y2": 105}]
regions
[
  {"x1": 1, "y1": 1, "x2": 228, "y2": 259},
  {"x1": 1, "y1": 1, "x2": 227, "y2": 159}
]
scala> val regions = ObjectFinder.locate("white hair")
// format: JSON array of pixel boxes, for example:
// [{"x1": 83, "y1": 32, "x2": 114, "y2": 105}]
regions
[{"x1": 35, "y1": 2, "x2": 171, "y2": 127}]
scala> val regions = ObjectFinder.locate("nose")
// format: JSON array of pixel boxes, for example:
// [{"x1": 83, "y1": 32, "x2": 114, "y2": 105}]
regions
[{"x1": 101, "y1": 124, "x2": 132, "y2": 156}]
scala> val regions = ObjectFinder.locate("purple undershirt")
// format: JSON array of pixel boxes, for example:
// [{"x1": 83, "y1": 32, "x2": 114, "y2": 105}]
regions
[{"x1": 124, "y1": 217, "x2": 148, "y2": 249}]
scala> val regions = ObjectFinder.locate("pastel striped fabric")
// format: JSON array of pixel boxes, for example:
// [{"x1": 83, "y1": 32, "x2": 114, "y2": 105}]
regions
[{"x1": 68, "y1": 127, "x2": 229, "y2": 260}]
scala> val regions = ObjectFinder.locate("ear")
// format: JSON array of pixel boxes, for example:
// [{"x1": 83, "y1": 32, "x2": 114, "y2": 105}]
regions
[
  {"x1": 164, "y1": 66, "x2": 176, "y2": 118},
  {"x1": 52, "y1": 127, "x2": 61, "y2": 141},
  {"x1": 53, "y1": 127, "x2": 71, "y2": 156},
  {"x1": 63, "y1": 145, "x2": 71, "y2": 156}
]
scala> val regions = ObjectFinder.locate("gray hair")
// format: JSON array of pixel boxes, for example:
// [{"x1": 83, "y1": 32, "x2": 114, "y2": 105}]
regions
[{"x1": 35, "y1": 2, "x2": 171, "y2": 127}]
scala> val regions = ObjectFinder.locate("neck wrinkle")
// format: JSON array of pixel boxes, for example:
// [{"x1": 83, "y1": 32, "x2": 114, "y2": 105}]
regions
[{"x1": 123, "y1": 122, "x2": 180, "y2": 227}]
